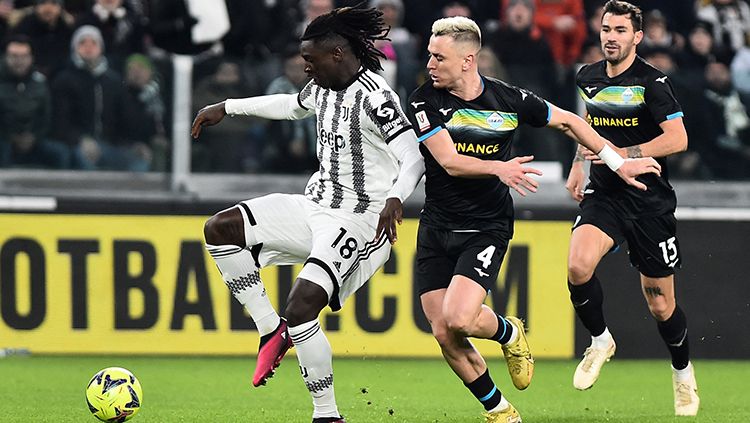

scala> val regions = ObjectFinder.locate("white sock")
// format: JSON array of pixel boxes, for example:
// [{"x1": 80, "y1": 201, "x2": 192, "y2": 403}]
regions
[
  {"x1": 206, "y1": 244, "x2": 279, "y2": 336},
  {"x1": 488, "y1": 396, "x2": 510, "y2": 413},
  {"x1": 672, "y1": 361, "x2": 693, "y2": 382},
  {"x1": 289, "y1": 320, "x2": 339, "y2": 419},
  {"x1": 592, "y1": 327, "x2": 613, "y2": 349},
  {"x1": 506, "y1": 319, "x2": 519, "y2": 344}
]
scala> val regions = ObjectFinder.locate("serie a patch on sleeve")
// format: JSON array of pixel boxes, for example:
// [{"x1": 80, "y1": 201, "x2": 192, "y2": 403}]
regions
[{"x1": 416, "y1": 110, "x2": 430, "y2": 132}]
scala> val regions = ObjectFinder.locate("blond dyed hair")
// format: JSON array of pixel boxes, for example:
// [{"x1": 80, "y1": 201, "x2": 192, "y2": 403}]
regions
[{"x1": 431, "y1": 16, "x2": 481, "y2": 48}]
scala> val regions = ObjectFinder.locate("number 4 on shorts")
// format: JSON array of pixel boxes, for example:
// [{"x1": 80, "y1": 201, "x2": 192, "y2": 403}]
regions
[{"x1": 476, "y1": 245, "x2": 496, "y2": 269}]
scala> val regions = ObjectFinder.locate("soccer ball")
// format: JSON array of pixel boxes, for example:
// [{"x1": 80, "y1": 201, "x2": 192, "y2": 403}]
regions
[{"x1": 85, "y1": 367, "x2": 143, "y2": 422}]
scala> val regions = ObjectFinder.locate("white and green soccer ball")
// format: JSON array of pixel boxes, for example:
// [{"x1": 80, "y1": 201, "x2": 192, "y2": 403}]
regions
[{"x1": 85, "y1": 367, "x2": 143, "y2": 422}]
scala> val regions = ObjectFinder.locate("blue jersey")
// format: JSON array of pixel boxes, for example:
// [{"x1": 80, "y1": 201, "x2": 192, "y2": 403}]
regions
[
  {"x1": 406, "y1": 76, "x2": 550, "y2": 230},
  {"x1": 577, "y1": 56, "x2": 682, "y2": 216}
]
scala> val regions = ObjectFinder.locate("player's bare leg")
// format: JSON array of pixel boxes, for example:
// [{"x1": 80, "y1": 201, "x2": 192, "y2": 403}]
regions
[
  {"x1": 203, "y1": 206, "x2": 286, "y2": 387},
  {"x1": 568, "y1": 224, "x2": 615, "y2": 390},
  {"x1": 641, "y1": 274, "x2": 699, "y2": 416},
  {"x1": 422, "y1": 287, "x2": 521, "y2": 422},
  {"x1": 443, "y1": 276, "x2": 533, "y2": 389},
  {"x1": 285, "y1": 279, "x2": 345, "y2": 423}
]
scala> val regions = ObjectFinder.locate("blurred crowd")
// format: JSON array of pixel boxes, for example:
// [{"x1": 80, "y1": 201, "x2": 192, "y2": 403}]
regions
[{"x1": 1, "y1": 0, "x2": 749, "y2": 180}]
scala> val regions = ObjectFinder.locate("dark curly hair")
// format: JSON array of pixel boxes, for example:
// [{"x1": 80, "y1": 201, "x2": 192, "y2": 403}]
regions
[{"x1": 301, "y1": 4, "x2": 390, "y2": 72}]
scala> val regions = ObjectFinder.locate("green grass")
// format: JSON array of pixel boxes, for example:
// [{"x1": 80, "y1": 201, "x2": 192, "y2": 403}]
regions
[{"x1": 1, "y1": 356, "x2": 748, "y2": 422}]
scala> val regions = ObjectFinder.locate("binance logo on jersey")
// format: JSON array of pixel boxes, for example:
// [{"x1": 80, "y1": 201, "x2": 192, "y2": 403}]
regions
[
  {"x1": 455, "y1": 142, "x2": 501, "y2": 155},
  {"x1": 588, "y1": 115, "x2": 639, "y2": 127},
  {"x1": 319, "y1": 128, "x2": 345, "y2": 151}
]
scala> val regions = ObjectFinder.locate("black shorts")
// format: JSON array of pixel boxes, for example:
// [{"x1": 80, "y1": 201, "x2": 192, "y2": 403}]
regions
[
  {"x1": 574, "y1": 196, "x2": 681, "y2": 278},
  {"x1": 415, "y1": 222, "x2": 511, "y2": 295}
]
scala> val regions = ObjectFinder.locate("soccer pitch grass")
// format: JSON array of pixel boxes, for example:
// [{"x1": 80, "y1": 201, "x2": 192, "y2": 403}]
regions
[{"x1": 1, "y1": 356, "x2": 748, "y2": 422}]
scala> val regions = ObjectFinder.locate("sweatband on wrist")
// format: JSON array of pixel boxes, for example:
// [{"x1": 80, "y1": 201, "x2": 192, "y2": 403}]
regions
[{"x1": 598, "y1": 144, "x2": 625, "y2": 171}]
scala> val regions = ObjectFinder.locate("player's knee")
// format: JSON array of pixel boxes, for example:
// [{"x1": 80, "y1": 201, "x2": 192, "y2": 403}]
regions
[
  {"x1": 444, "y1": 314, "x2": 473, "y2": 337},
  {"x1": 431, "y1": 325, "x2": 455, "y2": 349},
  {"x1": 647, "y1": 299, "x2": 674, "y2": 321},
  {"x1": 284, "y1": 302, "x2": 313, "y2": 327},
  {"x1": 567, "y1": 255, "x2": 596, "y2": 284},
  {"x1": 284, "y1": 281, "x2": 327, "y2": 326},
  {"x1": 204, "y1": 210, "x2": 244, "y2": 247}
]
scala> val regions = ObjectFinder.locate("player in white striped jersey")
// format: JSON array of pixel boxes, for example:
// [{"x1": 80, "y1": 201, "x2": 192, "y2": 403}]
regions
[{"x1": 191, "y1": 6, "x2": 424, "y2": 423}]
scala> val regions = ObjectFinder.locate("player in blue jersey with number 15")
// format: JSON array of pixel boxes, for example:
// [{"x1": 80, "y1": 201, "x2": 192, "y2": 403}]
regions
[{"x1": 565, "y1": 0, "x2": 699, "y2": 417}]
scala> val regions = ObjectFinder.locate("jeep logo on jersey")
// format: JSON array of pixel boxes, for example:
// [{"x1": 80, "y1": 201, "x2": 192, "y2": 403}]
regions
[
  {"x1": 319, "y1": 128, "x2": 345, "y2": 151},
  {"x1": 622, "y1": 87, "x2": 634, "y2": 103},
  {"x1": 487, "y1": 112, "x2": 504, "y2": 129}
]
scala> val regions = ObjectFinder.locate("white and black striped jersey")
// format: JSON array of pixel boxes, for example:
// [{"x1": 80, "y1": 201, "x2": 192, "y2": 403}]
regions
[{"x1": 297, "y1": 69, "x2": 413, "y2": 214}]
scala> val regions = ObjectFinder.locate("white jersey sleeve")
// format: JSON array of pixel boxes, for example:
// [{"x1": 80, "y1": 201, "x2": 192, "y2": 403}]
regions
[
  {"x1": 297, "y1": 79, "x2": 317, "y2": 111},
  {"x1": 225, "y1": 93, "x2": 313, "y2": 120},
  {"x1": 362, "y1": 88, "x2": 413, "y2": 144}
]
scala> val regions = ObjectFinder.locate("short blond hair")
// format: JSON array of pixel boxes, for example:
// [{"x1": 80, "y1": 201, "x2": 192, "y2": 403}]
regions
[{"x1": 431, "y1": 16, "x2": 481, "y2": 48}]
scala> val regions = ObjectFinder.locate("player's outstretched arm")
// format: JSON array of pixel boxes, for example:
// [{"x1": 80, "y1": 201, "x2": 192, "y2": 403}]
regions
[
  {"x1": 546, "y1": 104, "x2": 662, "y2": 190},
  {"x1": 422, "y1": 128, "x2": 542, "y2": 196},
  {"x1": 192, "y1": 94, "x2": 314, "y2": 139}
]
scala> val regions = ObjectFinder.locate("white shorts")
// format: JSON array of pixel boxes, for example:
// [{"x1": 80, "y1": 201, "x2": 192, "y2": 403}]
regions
[{"x1": 235, "y1": 193, "x2": 391, "y2": 310}]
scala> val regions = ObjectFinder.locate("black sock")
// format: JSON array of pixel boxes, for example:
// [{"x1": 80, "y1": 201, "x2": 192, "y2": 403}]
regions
[
  {"x1": 657, "y1": 305, "x2": 690, "y2": 370},
  {"x1": 568, "y1": 275, "x2": 606, "y2": 336},
  {"x1": 492, "y1": 314, "x2": 513, "y2": 344},
  {"x1": 465, "y1": 369, "x2": 502, "y2": 411}
]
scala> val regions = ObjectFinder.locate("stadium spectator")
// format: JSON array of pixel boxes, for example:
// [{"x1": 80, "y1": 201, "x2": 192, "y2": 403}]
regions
[
  {"x1": 641, "y1": 47, "x2": 708, "y2": 179},
  {"x1": 52, "y1": 25, "x2": 145, "y2": 171},
  {"x1": 565, "y1": 1, "x2": 699, "y2": 416},
  {"x1": 442, "y1": 0, "x2": 472, "y2": 18},
  {"x1": 121, "y1": 53, "x2": 167, "y2": 171},
  {"x1": 491, "y1": 0, "x2": 554, "y2": 97},
  {"x1": 0, "y1": 0, "x2": 11, "y2": 35},
  {"x1": 12, "y1": 0, "x2": 74, "y2": 79},
  {"x1": 491, "y1": 0, "x2": 564, "y2": 162},
  {"x1": 148, "y1": 0, "x2": 212, "y2": 56},
  {"x1": 476, "y1": 46, "x2": 507, "y2": 79},
  {"x1": 695, "y1": 61, "x2": 750, "y2": 178},
  {"x1": 730, "y1": 41, "x2": 750, "y2": 101},
  {"x1": 191, "y1": 60, "x2": 259, "y2": 173},
  {"x1": 679, "y1": 20, "x2": 733, "y2": 85},
  {"x1": 579, "y1": 38, "x2": 605, "y2": 64},
  {"x1": 263, "y1": 49, "x2": 317, "y2": 173},
  {"x1": 222, "y1": 0, "x2": 300, "y2": 60},
  {"x1": 0, "y1": 34, "x2": 69, "y2": 168},
  {"x1": 76, "y1": 0, "x2": 145, "y2": 73},
  {"x1": 532, "y1": 0, "x2": 587, "y2": 69},
  {"x1": 636, "y1": 0, "x2": 697, "y2": 35},
  {"x1": 639, "y1": 9, "x2": 685, "y2": 55},
  {"x1": 406, "y1": 15, "x2": 656, "y2": 423},
  {"x1": 696, "y1": 0, "x2": 750, "y2": 53},
  {"x1": 371, "y1": 0, "x2": 420, "y2": 97},
  {"x1": 585, "y1": 1, "x2": 605, "y2": 42},
  {"x1": 297, "y1": 0, "x2": 334, "y2": 37},
  {"x1": 193, "y1": 7, "x2": 424, "y2": 423}
]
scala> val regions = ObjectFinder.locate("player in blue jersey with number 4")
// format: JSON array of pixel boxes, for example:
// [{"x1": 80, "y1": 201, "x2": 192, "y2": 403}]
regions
[{"x1": 404, "y1": 15, "x2": 660, "y2": 423}]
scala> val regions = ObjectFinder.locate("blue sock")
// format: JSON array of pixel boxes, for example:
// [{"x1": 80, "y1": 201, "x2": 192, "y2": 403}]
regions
[
  {"x1": 465, "y1": 369, "x2": 502, "y2": 411},
  {"x1": 492, "y1": 314, "x2": 513, "y2": 344}
]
